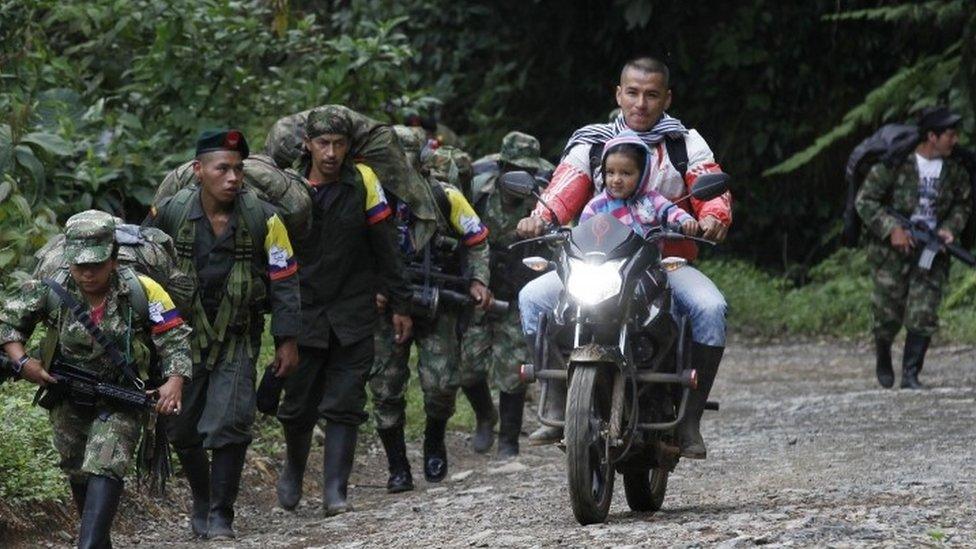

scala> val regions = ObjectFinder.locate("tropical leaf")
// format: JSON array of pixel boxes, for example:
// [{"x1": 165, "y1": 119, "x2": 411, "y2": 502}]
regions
[{"x1": 20, "y1": 132, "x2": 74, "y2": 157}]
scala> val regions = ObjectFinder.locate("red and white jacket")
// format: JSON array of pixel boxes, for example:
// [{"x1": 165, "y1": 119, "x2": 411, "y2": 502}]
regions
[{"x1": 533, "y1": 129, "x2": 732, "y2": 261}]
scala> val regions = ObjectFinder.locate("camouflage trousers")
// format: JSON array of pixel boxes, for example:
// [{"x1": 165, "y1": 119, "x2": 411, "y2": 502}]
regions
[
  {"x1": 369, "y1": 310, "x2": 462, "y2": 428},
  {"x1": 50, "y1": 400, "x2": 144, "y2": 482},
  {"x1": 461, "y1": 307, "x2": 529, "y2": 394},
  {"x1": 870, "y1": 247, "x2": 949, "y2": 341}
]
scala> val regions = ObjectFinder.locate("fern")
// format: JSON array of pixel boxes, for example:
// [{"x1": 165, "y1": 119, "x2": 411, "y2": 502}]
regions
[
  {"x1": 764, "y1": 46, "x2": 960, "y2": 176},
  {"x1": 823, "y1": 0, "x2": 966, "y2": 25}
]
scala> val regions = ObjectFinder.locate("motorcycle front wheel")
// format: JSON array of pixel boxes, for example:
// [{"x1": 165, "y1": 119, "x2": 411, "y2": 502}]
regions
[
  {"x1": 623, "y1": 467, "x2": 669, "y2": 512},
  {"x1": 566, "y1": 364, "x2": 615, "y2": 525}
]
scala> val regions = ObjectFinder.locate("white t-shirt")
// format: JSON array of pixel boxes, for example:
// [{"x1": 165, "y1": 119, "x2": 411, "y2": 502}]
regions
[{"x1": 911, "y1": 153, "x2": 943, "y2": 230}]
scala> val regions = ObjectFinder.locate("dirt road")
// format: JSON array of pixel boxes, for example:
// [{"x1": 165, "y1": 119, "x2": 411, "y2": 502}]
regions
[{"x1": 37, "y1": 340, "x2": 976, "y2": 547}]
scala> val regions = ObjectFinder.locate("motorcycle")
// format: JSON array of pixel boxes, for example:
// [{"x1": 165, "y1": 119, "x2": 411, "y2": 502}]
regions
[{"x1": 502, "y1": 170, "x2": 729, "y2": 525}]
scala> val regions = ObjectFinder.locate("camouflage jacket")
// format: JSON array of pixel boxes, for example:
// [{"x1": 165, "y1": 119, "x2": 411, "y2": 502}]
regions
[
  {"x1": 856, "y1": 153, "x2": 971, "y2": 258},
  {"x1": 0, "y1": 272, "x2": 192, "y2": 381}
]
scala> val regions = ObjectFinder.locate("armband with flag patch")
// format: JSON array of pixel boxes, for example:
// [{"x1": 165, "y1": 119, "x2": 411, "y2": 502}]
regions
[
  {"x1": 357, "y1": 164, "x2": 393, "y2": 225},
  {"x1": 264, "y1": 214, "x2": 298, "y2": 281},
  {"x1": 138, "y1": 275, "x2": 185, "y2": 335}
]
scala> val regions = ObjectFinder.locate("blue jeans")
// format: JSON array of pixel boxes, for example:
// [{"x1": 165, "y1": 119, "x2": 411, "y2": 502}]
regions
[{"x1": 519, "y1": 265, "x2": 727, "y2": 347}]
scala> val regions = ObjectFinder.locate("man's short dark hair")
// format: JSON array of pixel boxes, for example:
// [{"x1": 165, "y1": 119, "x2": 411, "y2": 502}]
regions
[{"x1": 620, "y1": 57, "x2": 670, "y2": 87}]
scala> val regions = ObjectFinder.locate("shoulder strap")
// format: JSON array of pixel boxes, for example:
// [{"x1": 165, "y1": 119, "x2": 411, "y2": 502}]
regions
[
  {"x1": 158, "y1": 188, "x2": 196, "y2": 237},
  {"x1": 664, "y1": 136, "x2": 688, "y2": 179},
  {"x1": 118, "y1": 266, "x2": 148, "y2": 322},
  {"x1": 237, "y1": 190, "x2": 268, "y2": 246},
  {"x1": 430, "y1": 182, "x2": 453, "y2": 224},
  {"x1": 42, "y1": 276, "x2": 143, "y2": 389},
  {"x1": 588, "y1": 142, "x2": 606, "y2": 178}
]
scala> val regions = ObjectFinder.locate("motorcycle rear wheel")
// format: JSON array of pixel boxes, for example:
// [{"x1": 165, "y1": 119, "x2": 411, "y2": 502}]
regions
[
  {"x1": 566, "y1": 364, "x2": 615, "y2": 525},
  {"x1": 623, "y1": 467, "x2": 669, "y2": 512}
]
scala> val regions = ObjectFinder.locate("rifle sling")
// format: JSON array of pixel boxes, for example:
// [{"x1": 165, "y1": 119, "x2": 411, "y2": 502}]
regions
[{"x1": 42, "y1": 277, "x2": 144, "y2": 389}]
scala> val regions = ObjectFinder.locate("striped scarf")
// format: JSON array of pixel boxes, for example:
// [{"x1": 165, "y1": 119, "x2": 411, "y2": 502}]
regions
[{"x1": 564, "y1": 113, "x2": 688, "y2": 153}]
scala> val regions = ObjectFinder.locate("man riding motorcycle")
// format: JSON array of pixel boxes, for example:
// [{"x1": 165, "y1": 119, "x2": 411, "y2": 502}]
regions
[{"x1": 516, "y1": 56, "x2": 731, "y2": 459}]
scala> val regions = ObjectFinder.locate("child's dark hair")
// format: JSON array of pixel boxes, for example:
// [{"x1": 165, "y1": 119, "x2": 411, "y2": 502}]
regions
[{"x1": 602, "y1": 142, "x2": 647, "y2": 179}]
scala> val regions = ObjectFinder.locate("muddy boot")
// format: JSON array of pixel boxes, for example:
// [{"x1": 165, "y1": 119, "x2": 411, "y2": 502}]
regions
[
  {"x1": 207, "y1": 443, "x2": 247, "y2": 540},
  {"x1": 377, "y1": 425, "x2": 414, "y2": 493},
  {"x1": 901, "y1": 332, "x2": 931, "y2": 390},
  {"x1": 276, "y1": 426, "x2": 313, "y2": 511},
  {"x1": 678, "y1": 343, "x2": 724, "y2": 460},
  {"x1": 875, "y1": 337, "x2": 894, "y2": 388},
  {"x1": 525, "y1": 334, "x2": 565, "y2": 445},
  {"x1": 77, "y1": 475, "x2": 122, "y2": 549},
  {"x1": 322, "y1": 422, "x2": 358, "y2": 516},
  {"x1": 423, "y1": 416, "x2": 449, "y2": 482},
  {"x1": 174, "y1": 446, "x2": 210, "y2": 537},
  {"x1": 497, "y1": 390, "x2": 526, "y2": 459},
  {"x1": 69, "y1": 478, "x2": 88, "y2": 516},
  {"x1": 462, "y1": 380, "x2": 498, "y2": 454}
]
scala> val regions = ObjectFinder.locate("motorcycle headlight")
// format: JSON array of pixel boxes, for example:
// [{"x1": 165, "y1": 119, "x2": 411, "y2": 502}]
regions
[{"x1": 566, "y1": 258, "x2": 625, "y2": 305}]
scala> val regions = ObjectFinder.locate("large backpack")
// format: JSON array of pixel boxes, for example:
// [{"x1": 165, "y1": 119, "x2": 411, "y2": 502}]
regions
[
  {"x1": 31, "y1": 220, "x2": 195, "y2": 315},
  {"x1": 264, "y1": 105, "x2": 441, "y2": 249},
  {"x1": 842, "y1": 124, "x2": 976, "y2": 249},
  {"x1": 153, "y1": 153, "x2": 312, "y2": 242}
]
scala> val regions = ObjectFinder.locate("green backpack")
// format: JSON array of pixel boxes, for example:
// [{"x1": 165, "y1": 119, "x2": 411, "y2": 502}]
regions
[
  {"x1": 31, "y1": 220, "x2": 195, "y2": 316},
  {"x1": 264, "y1": 105, "x2": 440, "y2": 249},
  {"x1": 153, "y1": 153, "x2": 312, "y2": 242}
]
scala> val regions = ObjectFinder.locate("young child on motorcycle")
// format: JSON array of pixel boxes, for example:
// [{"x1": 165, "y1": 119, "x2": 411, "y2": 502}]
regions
[{"x1": 579, "y1": 131, "x2": 699, "y2": 236}]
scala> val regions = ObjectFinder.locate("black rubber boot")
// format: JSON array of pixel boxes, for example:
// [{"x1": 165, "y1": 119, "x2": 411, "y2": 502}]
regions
[
  {"x1": 423, "y1": 416, "x2": 449, "y2": 482},
  {"x1": 69, "y1": 479, "x2": 88, "y2": 516},
  {"x1": 174, "y1": 446, "x2": 210, "y2": 537},
  {"x1": 276, "y1": 426, "x2": 313, "y2": 511},
  {"x1": 525, "y1": 334, "x2": 565, "y2": 446},
  {"x1": 875, "y1": 337, "x2": 894, "y2": 388},
  {"x1": 678, "y1": 343, "x2": 724, "y2": 460},
  {"x1": 497, "y1": 390, "x2": 526, "y2": 459},
  {"x1": 207, "y1": 443, "x2": 247, "y2": 540},
  {"x1": 77, "y1": 475, "x2": 122, "y2": 549},
  {"x1": 322, "y1": 422, "x2": 358, "y2": 516},
  {"x1": 462, "y1": 380, "x2": 498, "y2": 454},
  {"x1": 901, "y1": 332, "x2": 931, "y2": 390},
  {"x1": 377, "y1": 425, "x2": 414, "y2": 493}
]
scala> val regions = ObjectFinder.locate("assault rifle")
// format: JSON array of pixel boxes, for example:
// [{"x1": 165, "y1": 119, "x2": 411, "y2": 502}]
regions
[
  {"x1": 34, "y1": 359, "x2": 156, "y2": 411},
  {"x1": 887, "y1": 209, "x2": 976, "y2": 270},
  {"x1": 407, "y1": 263, "x2": 509, "y2": 320}
]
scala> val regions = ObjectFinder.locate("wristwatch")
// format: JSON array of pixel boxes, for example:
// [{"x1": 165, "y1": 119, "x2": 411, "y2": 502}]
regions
[{"x1": 11, "y1": 355, "x2": 30, "y2": 377}]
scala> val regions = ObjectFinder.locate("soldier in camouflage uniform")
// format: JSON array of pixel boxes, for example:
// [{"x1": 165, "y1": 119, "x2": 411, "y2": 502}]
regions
[
  {"x1": 149, "y1": 130, "x2": 301, "y2": 539},
  {"x1": 0, "y1": 210, "x2": 191, "y2": 548},
  {"x1": 464, "y1": 132, "x2": 554, "y2": 457},
  {"x1": 403, "y1": 96, "x2": 464, "y2": 151},
  {"x1": 856, "y1": 106, "x2": 969, "y2": 390},
  {"x1": 370, "y1": 137, "x2": 493, "y2": 490}
]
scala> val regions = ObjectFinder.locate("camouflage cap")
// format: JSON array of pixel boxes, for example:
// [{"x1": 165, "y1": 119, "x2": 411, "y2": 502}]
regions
[
  {"x1": 64, "y1": 210, "x2": 116, "y2": 265},
  {"x1": 306, "y1": 106, "x2": 352, "y2": 139},
  {"x1": 424, "y1": 146, "x2": 472, "y2": 186},
  {"x1": 499, "y1": 131, "x2": 546, "y2": 169}
]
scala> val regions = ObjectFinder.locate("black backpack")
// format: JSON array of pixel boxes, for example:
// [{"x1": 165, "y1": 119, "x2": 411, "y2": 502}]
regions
[{"x1": 843, "y1": 123, "x2": 976, "y2": 248}]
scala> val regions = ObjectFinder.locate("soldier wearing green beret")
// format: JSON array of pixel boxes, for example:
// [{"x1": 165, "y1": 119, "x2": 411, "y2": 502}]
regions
[
  {"x1": 465, "y1": 131, "x2": 554, "y2": 458},
  {"x1": 369, "y1": 143, "x2": 493, "y2": 491},
  {"x1": 149, "y1": 129, "x2": 301, "y2": 539},
  {"x1": 0, "y1": 210, "x2": 192, "y2": 548},
  {"x1": 275, "y1": 106, "x2": 413, "y2": 516}
]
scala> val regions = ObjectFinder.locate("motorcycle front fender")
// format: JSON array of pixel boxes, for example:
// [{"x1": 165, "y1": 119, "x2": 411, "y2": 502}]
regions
[{"x1": 569, "y1": 343, "x2": 624, "y2": 366}]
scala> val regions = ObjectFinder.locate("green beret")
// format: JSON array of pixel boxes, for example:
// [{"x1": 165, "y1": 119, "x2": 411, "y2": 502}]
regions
[{"x1": 196, "y1": 129, "x2": 249, "y2": 158}]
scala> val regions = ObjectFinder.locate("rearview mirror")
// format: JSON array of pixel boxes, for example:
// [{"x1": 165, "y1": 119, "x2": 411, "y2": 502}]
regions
[
  {"x1": 690, "y1": 173, "x2": 730, "y2": 201},
  {"x1": 500, "y1": 171, "x2": 538, "y2": 198}
]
